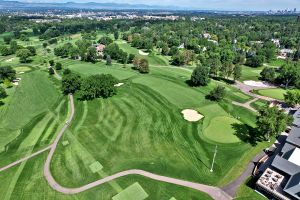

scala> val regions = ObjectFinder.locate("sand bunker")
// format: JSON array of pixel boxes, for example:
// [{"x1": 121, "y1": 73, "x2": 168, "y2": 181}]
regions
[
  {"x1": 139, "y1": 50, "x2": 149, "y2": 56},
  {"x1": 243, "y1": 80, "x2": 272, "y2": 88},
  {"x1": 5, "y1": 58, "x2": 13, "y2": 62},
  {"x1": 114, "y1": 83, "x2": 124, "y2": 87},
  {"x1": 181, "y1": 109, "x2": 204, "y2": 122}
]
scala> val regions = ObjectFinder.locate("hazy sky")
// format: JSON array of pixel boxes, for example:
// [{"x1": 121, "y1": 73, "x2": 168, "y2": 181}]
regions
[{"x1": 11, "y1": 0, "x2": 300, "y2": 11}]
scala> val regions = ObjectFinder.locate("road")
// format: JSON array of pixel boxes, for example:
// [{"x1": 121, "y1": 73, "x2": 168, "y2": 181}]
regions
[{"x1": 234, "y1": 81, "x2": 276, "y2": 101}]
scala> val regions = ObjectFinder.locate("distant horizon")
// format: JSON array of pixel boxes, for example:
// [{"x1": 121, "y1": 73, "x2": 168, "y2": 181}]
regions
[{"x1": 3, "y1": 0, "x2": 300, "y2": 11}]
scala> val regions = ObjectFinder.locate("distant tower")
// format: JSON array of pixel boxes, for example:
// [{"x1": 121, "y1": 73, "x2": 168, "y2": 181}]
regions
[
  {"x1": 294, "y1": 8, "x2": 297, "y2": 13},
  {"x1": 297, "y1": 16, "x2": 300, "y2": 23}
]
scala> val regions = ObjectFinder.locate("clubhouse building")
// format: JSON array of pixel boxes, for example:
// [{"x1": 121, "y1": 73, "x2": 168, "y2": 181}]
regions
[{"x1": 256, "y1": 108, "x2": 300, "y2": 200}]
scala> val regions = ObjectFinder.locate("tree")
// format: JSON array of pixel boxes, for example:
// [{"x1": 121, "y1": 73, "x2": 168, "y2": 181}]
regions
[
  {"x1": 16, "y1": 49, "x2": 31, "y2": 63},
  {"x1": 0, "y1": 46, "x2": 12, "y2": 56},
  {"x1": 26, "y1": 46, "x2": 36, "y2": 56},
  {"x1": 257, "y1": 106, "x2": 293, "y2": 141},
  {"x1": 114, "y1": 31, "x2": 119, "y2": 40},
  {"x1": 138, "y1": 59, "x2": 149, "y2": 73},
  {"x1": 63, "y1": 68, "x2": 71, "y2": 75},
  {"x1": 207, "y1": 85, "x2": 226, "y2": 101},
  {"x1": 85, "y1": 47, "x2": 97, "y2": 63},
  {"x1": 0, "y1": 86, "x2": 7, "y2": 100},
  {"x1": 106, "y1": 55, "x2": 112, "y2": 66},
  {"x1": 0, "y1": 66, "x2": 16, "y2": 82},
  {"x1": 246, "y1": 55, "x2": 264, "y2": 68},
  {"x1": 233, "y1": 65, "x2": 242, "y2": 81},
  {"x1": 48, "y1": 67, "x2": 54, "y2": 75},
  {"x1": 277, "y1": 62, "x2": 300, "y2": 89},
  {"x1": 78, "y1": 74, "x2": 118, "y2": 100},
  {"x1": 3, "y1": 36, "x2": 12, "y2": 44},
  {"x1": 98, "y1": 36, "x2": 113, "y2": 45},
  {"x1": 55, "y1": 62, "x2": 62, "y2": 70},
  {"x1": 260, "y1": 67, "x2": 276, "y2": 82},
  {"x1": 62, "y1": 73, "x2": 81, "y2": 94},
  {"x1": 42, "y1": 42, "x2": 48, "y2": 48},
  {"x1": 190, "y1": 65, "x2": 210, "y2": 86},
  {"x1": 10, "y1": 41, "x2": 18, "y2": 54},
  {"x1": 49, "y1": 60, "x2": 55, "y2": 67},
  {"x1": 284, "y1": 91, "x2": 300, "y2": 107}
]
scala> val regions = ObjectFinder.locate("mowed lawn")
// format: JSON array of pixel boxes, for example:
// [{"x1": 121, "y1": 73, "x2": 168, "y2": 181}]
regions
[
  {"x1": 256, "y1": 88, "x2": 300, "y2": 100},
  {"x1": 116, "y1": 40, "x2": 170, "y2": 66},
  {"x1": 0, "y1": 70, "x2": 68, "y2": 167},
  {"x1": 0, "y1": 152, "x2": 212, "y2": 200},
  {"x1": 50, "y1": 63, "x2": 260, "y2": 191}
]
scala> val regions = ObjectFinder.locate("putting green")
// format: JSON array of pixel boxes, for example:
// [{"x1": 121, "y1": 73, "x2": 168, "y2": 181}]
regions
[
  {"x1": 14, "y1": 66, "x2": 32, "y2": 73},
  {"x1": 204, "y1": 116, "x2": 241, "y2": 143}
]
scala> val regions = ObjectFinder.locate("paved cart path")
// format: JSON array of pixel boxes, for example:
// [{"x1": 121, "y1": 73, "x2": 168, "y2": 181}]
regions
[{"x1": 0, "y1": 95, "x2": 232, "y2": 200}]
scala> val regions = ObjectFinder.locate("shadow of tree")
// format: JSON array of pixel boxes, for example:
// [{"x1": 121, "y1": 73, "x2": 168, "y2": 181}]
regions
[
  {"x1": 211, "y1": 76, "x2": 235, "y2": 85},
  {"x1": 232, "y1": 123, "x2": 264, "y2": 146},
  {"x1": 0, "y1": 101, "x2": 4, "y2": 107}
]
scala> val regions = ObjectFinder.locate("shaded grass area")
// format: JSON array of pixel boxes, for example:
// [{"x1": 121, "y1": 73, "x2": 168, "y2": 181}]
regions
[{"x1": 235, "y1": 177, "x2": 267, "y2": 200}]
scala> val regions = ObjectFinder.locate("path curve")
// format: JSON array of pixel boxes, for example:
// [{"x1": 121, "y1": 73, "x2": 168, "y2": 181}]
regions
[
  {"x1": 234, "y1": 81, "x2": 276, "y2": 101},
  {"x1": 43, "y1": 95, "x2": 232, "y2": 200}
]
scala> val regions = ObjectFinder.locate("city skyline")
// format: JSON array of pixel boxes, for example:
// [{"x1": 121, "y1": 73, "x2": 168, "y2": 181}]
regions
[{"x1": 3, "y1": 0, "x2": 300, "y2": 11}]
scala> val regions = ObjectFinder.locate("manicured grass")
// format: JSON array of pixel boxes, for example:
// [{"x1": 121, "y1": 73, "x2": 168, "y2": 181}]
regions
[
  {"x1": 240, "y1": 65, "x2": 263, "y2": 81},
  {"x1": 112, "y1": 182, "x2": 149, "y2": 200},
  {"x1": 50, "y1": 63, "x2": 261, "y2": 190},
  {"x1": 255, "y1": 88, "x2": 300, "y2": 100},
  {"x1": 116, "y1": 40, "x2": 169, "y2": 66},
  {"x1": 0, "y1": 69, "x2": 67, "y2": 167},
  {"x1": 267, "y1": 59, "x2": 286, "y2": 67},
  {"x1": 235, "y1": 178, "x2": 267, "y2": 200},
  {"x1": 66, "y1": 62, "x2": 138, "y2": 80},
  {"x1": 0, "y1": 151, "x2": 213, "y2": 200},
  {"x1": 250, "y1": 99, "x2": 268, "y2": 111},
  {"x1": 204, "y1": 116, "x2": 241, "y2": 143}
]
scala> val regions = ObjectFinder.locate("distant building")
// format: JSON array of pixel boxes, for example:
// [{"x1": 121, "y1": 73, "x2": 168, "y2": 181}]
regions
[
  {"x1": 203, "y1": 33, "x2": 211, "y2": 39},
  {"x1": 278, "y1": 49, "x2": 294, "y2": 59},
  {"x1": 96, "y1": 44, "x2": 105, "y2": 54},
  {"x1": 271, "y1": 39, "x2": 281, "y2": 48},
  {"x1": 256, "y1": 108, "x2": 300, "y2": 200},
  {"x1": 178, "y1": 43, "x2": 185, "y2": 49}
]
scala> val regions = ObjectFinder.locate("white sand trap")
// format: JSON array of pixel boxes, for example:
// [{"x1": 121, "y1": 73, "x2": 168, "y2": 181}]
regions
[
  {"x1": 5, "y1": 58, "x2": 13, "y2": 62},
  {"x1": 18, "y1": 72, "x2": 25, "y2": 74},
  {"x1": 181, "y1": 109, "x2": 204, "y2": 122},
  {"x1": 243, "y1": 80, "x2": 272, "y2": 88},
  {"x1": 121, "y1": 41, "x2": 127, "y2": 44},
  {"x1": 139, "y1": 50, "x2": 149, "y2": 56},
  {"x1": 13, "y1": 82, "x2": 19, "y2": 86},
  {"x1": 114, "y1": 83, "x2": 124, "y2": 87}
]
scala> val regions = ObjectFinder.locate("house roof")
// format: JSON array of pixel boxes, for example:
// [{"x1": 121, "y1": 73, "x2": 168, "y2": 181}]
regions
[{"x1": 288, "y1": 148, "x2": 300, "y2": 167}]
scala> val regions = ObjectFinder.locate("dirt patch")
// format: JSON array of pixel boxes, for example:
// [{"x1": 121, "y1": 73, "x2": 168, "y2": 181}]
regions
[
  {"x1": 139, "y1": 50, "x2": 149, "y2": 56},
  {"x1": 181, "y1": 109, "x2": 204, "y2": 122}
]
